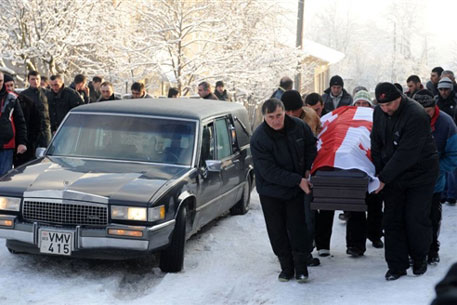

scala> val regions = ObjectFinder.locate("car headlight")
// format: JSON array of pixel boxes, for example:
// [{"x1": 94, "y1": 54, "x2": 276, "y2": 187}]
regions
[
  {"x1": 148, "y1": 205, "x2": 165, "y2": 222},
  {"x1": 111, "y1": 206, "x2": 147, "y2": 221},
  {"x1": 0, "y1": 197, "x2": 21, "y2": 212}
]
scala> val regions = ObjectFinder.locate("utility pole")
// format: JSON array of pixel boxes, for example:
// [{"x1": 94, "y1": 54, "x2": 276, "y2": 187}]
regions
[{"x1": 295, "y1": 0, "x2": 305, "y2": 91}]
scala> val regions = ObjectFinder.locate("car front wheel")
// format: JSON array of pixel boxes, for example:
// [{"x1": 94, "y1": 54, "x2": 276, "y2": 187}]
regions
[{"x1": 159, "y1": 206, "x2": 187, "y2": 272}]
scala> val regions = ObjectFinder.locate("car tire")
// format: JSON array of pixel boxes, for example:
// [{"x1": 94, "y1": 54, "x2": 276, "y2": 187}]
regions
[
  {"x1": 159, "y1": 206, "x2": 187, "y2": 273},
  {"x1": 230, "y1": 176, "x2": 251, "y2": 215}
]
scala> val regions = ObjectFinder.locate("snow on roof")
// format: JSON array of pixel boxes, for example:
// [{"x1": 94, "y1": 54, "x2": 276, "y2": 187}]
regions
[
  {"x1": 159, "y1": 64, "x2": 177, "y2": 83},
  {"x1": 302, "y1": 39, "x2": 345, "y2": 64}
]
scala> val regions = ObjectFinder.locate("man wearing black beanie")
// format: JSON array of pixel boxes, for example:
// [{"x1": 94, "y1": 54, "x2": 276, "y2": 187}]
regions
[
  {"x1": 281, "y1": 90, "x2": 320, "y2": 135},
  {"x1": 321, "y1": 75, "x2": 353, "y2": 115},
  {"x1": 371, "y1": 82, "x2": 439, "y2": 280}
]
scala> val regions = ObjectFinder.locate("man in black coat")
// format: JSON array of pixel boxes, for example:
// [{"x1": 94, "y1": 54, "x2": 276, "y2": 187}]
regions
[
  {"x1": 69, "y1": 74, "x2": 90, "y2": 104},
  {"x1": 321, "y1": 75, "x2": 353, "y2": 116},
  {"x1": 435, "y1": 77, "x2": 457, "y2": 121},
  {"x1": 3, "y1": 75, "x2": 41, "y2": 167},
  {"x1": 251, "y1": 98, "x2": 316, "y2": 283},
  {"x1": 20, "y1": 70, "x2": 52, "y2": 148},
  {"x1": 0, "y1": 72, "x2": 27, "y2": 175},
  {"x1": 97, "y1": 81, "x2": 121, "y2": 102},
  {"x1": 214, "y1": 81, "x2": 230, "y2": 101},
  {"x1": 14, "y1": 94, "x2": 41, "y2": 167},
  {"x1": 426, "y1": 66, "x2": 443, "y2": 97},
  {"x1": 371, "y1": 82, "x2": 439, "y2": 281},
  {"x1": 197, "y1": 81, "x2": 218, "y2": 100},
  {"x1": 47, "y1": 74, "x2": 83, "y2": 133}
]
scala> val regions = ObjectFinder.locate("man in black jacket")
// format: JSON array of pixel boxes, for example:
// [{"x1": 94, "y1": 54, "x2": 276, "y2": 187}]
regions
[
  {"x1": 70, "y1": 74, "x2": 90, "y2": 104},
  {"x1": 197, "y1": 81, "x2": 218, "y2": 100},
  {"x1": 251, "y1": 98, "x2": 316, "y2": 283},
  {"x1": 0, "y1": 72, "x2": 27, "y2": 175},
  {"x1": 97, "y1": 81, "x2": 121, "y2": 102},
  {"x1": 47, "y1": 74, "x2": 83, "y2": 133},
  {"x1": 214, "y1": 81, "x2": 230, "y2": 101},
  {"x1": 436, "y1": 77, "x2": 457, "y2": 120},
  {"x1": 321, "y1": 75, "x2": 353, "y2": 115},
  {"x1": 371, "y1": 82, "x2": 439, "y2": 281},
  {"x1": 20, "y1": 70, "x2": 52, "y2": 148},
  {"x1": 426, "y1": 66, "x2": 443, "y2": 97}
]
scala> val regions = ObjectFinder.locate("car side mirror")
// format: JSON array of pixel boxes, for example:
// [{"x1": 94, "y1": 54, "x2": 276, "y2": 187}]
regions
[
  {"x1": 205, "y1": 160, "x2": 222, "y2": 172},
  {"x1": 35, "y1": 147, "x2": 46, "y2": 158}
]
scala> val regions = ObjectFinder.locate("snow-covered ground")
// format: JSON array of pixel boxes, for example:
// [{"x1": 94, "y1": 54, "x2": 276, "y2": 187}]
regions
[{"x1": 1, "y1": 190, "x2": 455, "y2": 305}]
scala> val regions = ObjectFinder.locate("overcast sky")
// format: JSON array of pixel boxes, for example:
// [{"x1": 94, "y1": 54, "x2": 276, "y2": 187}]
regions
[{"x1": 278, "y1": 0, "x2": 457, "y2": 70}]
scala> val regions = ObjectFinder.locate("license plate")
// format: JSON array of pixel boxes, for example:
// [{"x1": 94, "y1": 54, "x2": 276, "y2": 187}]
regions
[{"x1": 40, "y1": 230, "x2": 73, "y2": 256}]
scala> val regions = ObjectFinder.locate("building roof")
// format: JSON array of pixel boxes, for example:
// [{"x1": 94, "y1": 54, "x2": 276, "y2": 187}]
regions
[
  {"x1": 72, "y1": 98, "x2": 246, "y2": 121},
  {"x1": 302, "y1": 39, "x2": 345, "y2": 64}
]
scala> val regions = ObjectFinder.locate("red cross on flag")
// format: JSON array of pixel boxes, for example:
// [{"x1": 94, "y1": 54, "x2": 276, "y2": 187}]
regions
[{"x1": 311, "y1": 106, "x2": 380, "y2": 193}]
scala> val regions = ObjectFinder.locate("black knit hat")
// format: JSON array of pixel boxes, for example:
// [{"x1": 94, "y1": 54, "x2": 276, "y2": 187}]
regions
[
  {"x1": 281, "y1": 90, "x2": 303, "y2": 111},
  {"x1": 329, "y1": 75, "x2": 344, "y2": 87},
  {"x1": 413, "y1": 89, "x2": 436, "y2": 108},
  {"x1": 3, "y1": 74, "x2": 13, "y2": 83},
  {"x1": 375, "y1": 82, "x2": 402, "y2": 103},
  {"x1": 394, "y1": 83, "x2": 404, "y2": 93}
]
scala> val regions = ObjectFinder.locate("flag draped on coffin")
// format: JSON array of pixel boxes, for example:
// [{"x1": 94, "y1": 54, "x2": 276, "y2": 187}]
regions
[{"x1": 311, "y1": 106, "x2": 380, "y2": 193}]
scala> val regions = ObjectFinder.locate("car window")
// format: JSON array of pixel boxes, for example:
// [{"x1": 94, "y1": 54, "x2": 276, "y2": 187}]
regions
[
  {"x1": 215, "y1": 118, "x2": 232, "y2": 159},
  {"x1": 47, "y1": 113, "x2": 196, "y2": 165},
  {"x1": 200, "y1": 123, "x2": 215, "y2": 164}
]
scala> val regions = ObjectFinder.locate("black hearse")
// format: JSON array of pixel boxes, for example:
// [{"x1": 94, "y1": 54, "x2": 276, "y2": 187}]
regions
[{"x1": 0, "y1": 98, "x2": 253, "y2": 272}]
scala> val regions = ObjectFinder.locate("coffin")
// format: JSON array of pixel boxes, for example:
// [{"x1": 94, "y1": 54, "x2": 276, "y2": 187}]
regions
[{"x1": 311, "y1": 168, "x2": 368, "y2": 211}]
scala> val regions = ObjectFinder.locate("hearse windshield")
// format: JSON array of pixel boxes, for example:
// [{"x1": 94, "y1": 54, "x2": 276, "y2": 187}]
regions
[{"x1": 47, "y1": 113, "x2": 196, "y2": 166}]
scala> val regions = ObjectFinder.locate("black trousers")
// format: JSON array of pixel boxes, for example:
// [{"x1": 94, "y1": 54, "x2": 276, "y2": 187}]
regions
[
  {"x1": 304, "y1": 193, "x2": 316, "y2": 254},
  {"x1": 383, "y1": 181, "x2": 434, "y2": 271},
  {"x1": 366, "y1": 193, "x2": 383, "y2": 241},
  {"x1": 346, "y1": 193, "x2": 384, "y2": 251},
  {"x1": 430, "y1": 192, "x2": 442, "y2": 253},
  {"x1": 315, "y1": 210, "x2": 334, "y2": 250},
  {"x1": 259, "y1": 194, "x2": 309, "y2": 259},
  {"x1": 346, "y1": 211, "x2": 367, "y2": 251}
]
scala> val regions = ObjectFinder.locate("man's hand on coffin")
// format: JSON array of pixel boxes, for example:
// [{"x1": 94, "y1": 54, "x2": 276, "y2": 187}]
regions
[
  {"x1": 375, "y1": 181, "x2": 385, "y2": 194},
  {"x1": 299, "y1": 178, "x2": 312, "y2": 194}
]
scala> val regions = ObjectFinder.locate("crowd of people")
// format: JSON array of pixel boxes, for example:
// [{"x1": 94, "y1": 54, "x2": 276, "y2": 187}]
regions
[
  {"x1": 0, "y1": 71, "x2": 232, "y2": 176},
  {"x1": 252, "y1": 67, "x2": 457, "y2": 286},
  {"x1": 1, "y1": 66, "x2": 457, "y2": 291}
]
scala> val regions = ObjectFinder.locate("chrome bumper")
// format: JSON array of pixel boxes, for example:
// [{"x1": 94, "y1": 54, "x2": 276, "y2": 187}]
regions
[{"x1": 0, "y1": 214, "x2": 175, "y2": 252}]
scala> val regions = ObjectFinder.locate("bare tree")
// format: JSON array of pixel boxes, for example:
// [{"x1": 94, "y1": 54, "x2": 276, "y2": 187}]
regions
[{"x1": 0, "y1": 0, "x2": 104, "y2": 77}]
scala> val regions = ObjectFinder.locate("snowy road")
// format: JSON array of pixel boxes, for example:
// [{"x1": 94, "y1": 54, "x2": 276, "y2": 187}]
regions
[{"x1": 1, "y1": 190, "x2": 455, "y2": 305}]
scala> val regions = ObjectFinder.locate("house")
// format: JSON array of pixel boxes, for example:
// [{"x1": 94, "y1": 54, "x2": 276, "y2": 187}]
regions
[{"x1": 297, "y1": 39, "x2": 345, "y2": 94}]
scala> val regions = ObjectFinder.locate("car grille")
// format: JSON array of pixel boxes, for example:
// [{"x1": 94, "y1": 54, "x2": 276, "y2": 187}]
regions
[{"x1": 22, "y1": 200, "x2": 108, "y2": 226}]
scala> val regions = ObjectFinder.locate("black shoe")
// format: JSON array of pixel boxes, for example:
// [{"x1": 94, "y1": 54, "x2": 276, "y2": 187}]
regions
[
  {"x1": 278, "y1": 271, "x2": 294, "y2": 282},
  {"x1": 413, "y1": 259, "x2": 427, "y2": 275},
  {"x1": 385, "y1": 269, "x2": 406, "y2": 281},
  {"x1": 428, "y1": 252, "x2": 440, "y2": 265},
  {"x1": 295, "y1": 271, "x2": 309, "y2": 283},
  {"x1": 371, "y1": 239, "x2": 384, "y2": 249},
  {"x1": 346, "y1": 247, "x2": 364, "y2": 257},
  {"x1": 440, "y1": 198, "x2": 447, "y2": 204},
  {"x1": 307, "y1": 256, "x2": 320, "y2": 267},
  {"x1": 448, "y1": 198, "x2": 456, "y2": 205},
  {"x1": 318, "y1": 249, "x2": 330, "y2": 257}
]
